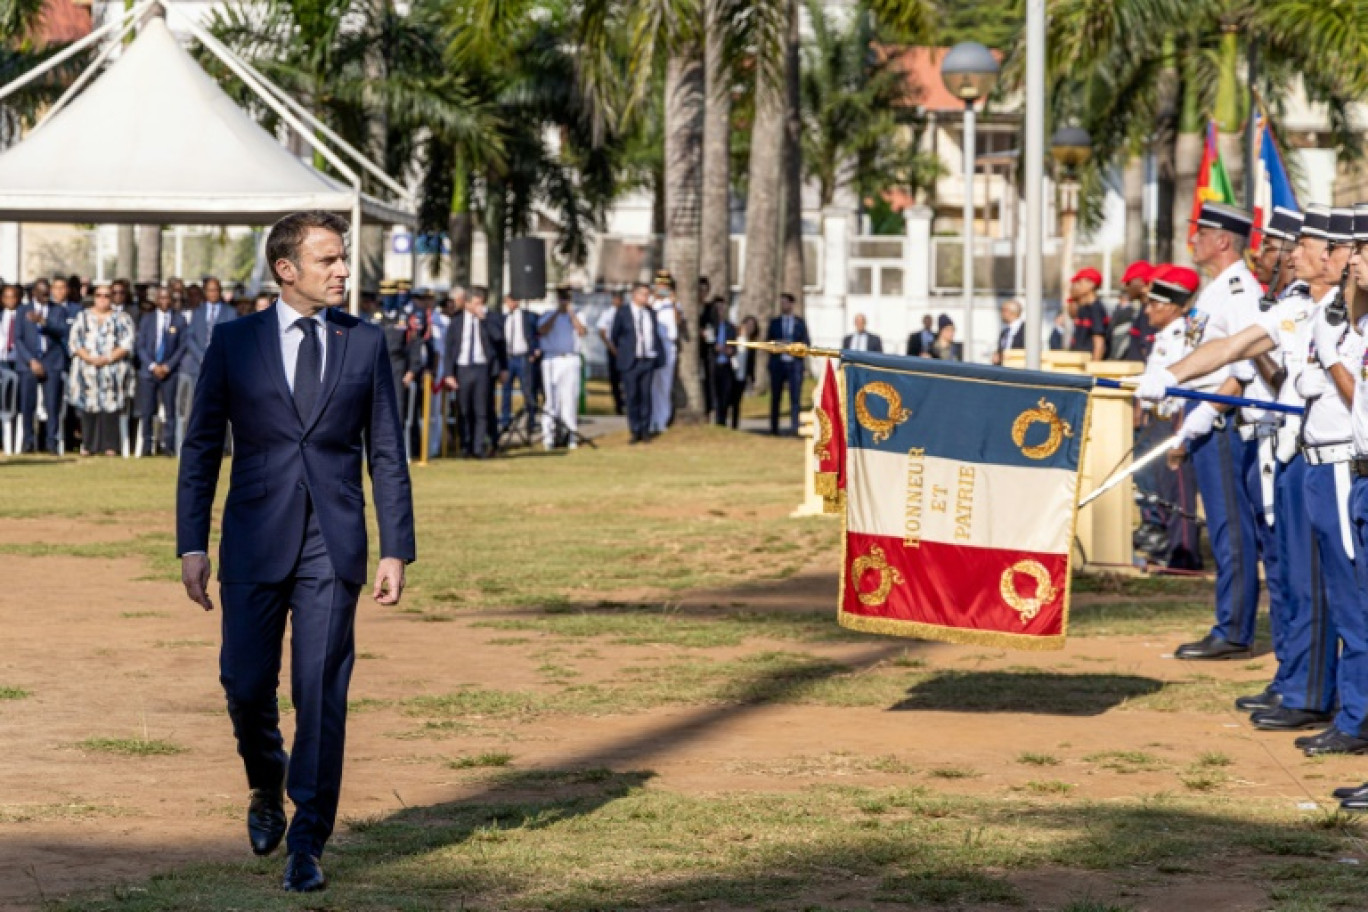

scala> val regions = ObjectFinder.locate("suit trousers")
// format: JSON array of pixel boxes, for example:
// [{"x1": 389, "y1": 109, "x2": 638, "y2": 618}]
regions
[
  {"x1": 769, "y1": 360, "x2": 803, "y2": 434},
  {"x1": 137, "y1": 373, "x2": 178, "y2": 454},
  {"x1": 457, "y1": 364, "x2": 492, "y2": 456},
  {"x1": 622, "y1": 360, "x2": 654, "y2": 439},
  {"x1": 606, "y1": 353, "x2": 624, "y2": 415},
  {"x1": 18, "y1": 368, "x2": 65, "y2": 452},
  {"x1": 500, "y1": 354, "x2": 534, "y2": 431},
  {"x1": 219, "y1": 506, "x2": 361, "y2": 857},
  {"x1": 650, "y1": 346, "x2": 676, "y2": 433},
  {"x1": 711, "y1": 361, "x2": 735, "y2": 426}
]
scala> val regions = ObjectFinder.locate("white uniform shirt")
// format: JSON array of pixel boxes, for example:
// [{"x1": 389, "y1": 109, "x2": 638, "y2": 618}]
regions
[
  {"x1": 1290, "y1": 301, "x2": 1361, "y2": 446},
  {"x1": 1143, "y1": 318, "x2": 1192, "y2": 418},
  {"x1": 1255, "y1": 288, "x2": 1319, "y2": 410},
  {"x1": 1347, "y1": 317, "x2": 1368, "y2": 455},
  {"x1": 1186, "y1": 259, "x2": 1261, "y2": 396},
  {"x1": 653, "y1": 298, "x2": 679, "y2": 346}
]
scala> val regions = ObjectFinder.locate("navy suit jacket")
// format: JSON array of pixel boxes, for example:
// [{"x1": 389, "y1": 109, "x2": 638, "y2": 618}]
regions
[
  {"x1": 135, "y1": 309, "x2": 188, "y2": 377},
  {"x1": 765, "y1": 314, "x2": 810, "y2": 371},
  {"x1": 176, "y1": 307, "x2": 416, "y2": 585},
  {"x1": 442, "y1": 312, "x2": 505, "y2": 381},
  {"x1": 13, "y1": 303, "x2": 70, "y2": 374},
  {"x1": 842, "y1": 332, "x2": 884, "y2": 353},
  {"x1": 609, "y1": 304, "x2": 665, "y2": 373},
  {"x1": 184, "y1": 301, "x2": 237, "y2": 377}
]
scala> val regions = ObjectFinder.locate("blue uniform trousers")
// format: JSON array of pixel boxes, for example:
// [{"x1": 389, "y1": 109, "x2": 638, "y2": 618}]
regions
[
  {"x1": 1243, "y1": 437, "x2": 1284, "y2": 659},
  {"x1": 1269, "y1": 456, "x2": 1337, "y2": 712},
  {"x1": 218, "y1": 505, "x2": 361, "y2": 857},
  {"x1": 1189, "y1": 418, "x2": 1261, "y2": 646},
  {"x1": 1340, "y1": 476, "x2": 1368, "y2": 736}
]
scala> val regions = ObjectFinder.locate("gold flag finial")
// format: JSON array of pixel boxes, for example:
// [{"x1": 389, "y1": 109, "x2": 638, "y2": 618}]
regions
[{"x1": 727, "y1": 339, "x2": 841, "y2": 359}]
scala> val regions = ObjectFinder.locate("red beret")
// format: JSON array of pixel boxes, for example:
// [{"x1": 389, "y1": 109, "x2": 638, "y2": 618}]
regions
[
  {"x1": 1121, "y1": 261, "x2": 1155, "y2": 284},
  {"x1": 1069, "y1": 267, "x2": 1103, "y2": 287}
]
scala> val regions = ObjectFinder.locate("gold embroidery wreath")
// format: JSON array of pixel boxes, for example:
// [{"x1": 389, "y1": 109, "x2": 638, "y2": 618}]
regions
[
  {"x1": 814, "y1": 407, "x2": 833, "y2": 462},
  {"x1": 999, "y1": 560, "x2": 1057, "y2": 624},
  {"x1": 851, "y1": 545, "x2": 906, "y2": 607},
  {"x1": 1010, "y1": 398, "x2": 1074, "y2": 460},
  {"x1": 854, "y1": 382, "x2": 912, "y2": 444}
]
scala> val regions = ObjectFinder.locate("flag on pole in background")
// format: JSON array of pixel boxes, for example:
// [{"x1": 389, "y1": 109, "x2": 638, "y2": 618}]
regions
[
  {"x1": 1251, "y1": 117, "x2": 1298, "y2": 248},
  {"x1": 1189, "y1": 120, "x2": 1236, "y2": 244},
  {"x1": 836, "y1": 353, "x2": 1094, "y2": 650}
]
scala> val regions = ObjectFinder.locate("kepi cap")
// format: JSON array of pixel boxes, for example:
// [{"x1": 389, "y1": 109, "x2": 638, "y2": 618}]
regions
[
  {"x1": 1354, "y1": 203, "x2": 1368, "y2": 242},
  {"x1": 1263, "y1": 206, "x2": 1304, "y2": 243},
  {"x1": 1329, "y1": 208, "x2": 1355, "y2": 244},
  {"x1": 1192, "y1": 201, "x2": 1254, "y2": 236},
  {"x1": 1300, "y1": 204, "x2": 1332, "y2": 241}
]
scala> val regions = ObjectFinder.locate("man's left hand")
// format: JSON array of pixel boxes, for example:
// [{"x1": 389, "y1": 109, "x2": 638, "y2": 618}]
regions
[{"x1": 373, "y1": 557, "x2": 405, "y2": 606}]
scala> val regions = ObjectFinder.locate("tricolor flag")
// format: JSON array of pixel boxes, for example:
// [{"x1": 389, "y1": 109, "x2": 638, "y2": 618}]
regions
[
  {"x1": 1251, "y1": 117, "x2": 1298, "y2": 248},
  {"x1": 814, "y1": 359, "x2": 846, "y2": 514},
  {"x1": 837, "y1": 353, "x2": 1094, "y2": 650},
  {"x1": 1188, "y1": 121, "x2": 1236, "y2": 244}
]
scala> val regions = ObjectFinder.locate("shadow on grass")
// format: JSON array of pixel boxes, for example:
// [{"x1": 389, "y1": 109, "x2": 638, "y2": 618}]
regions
[{"x1": 890, "y1": 670, "x2": 1164, "y2": 716}]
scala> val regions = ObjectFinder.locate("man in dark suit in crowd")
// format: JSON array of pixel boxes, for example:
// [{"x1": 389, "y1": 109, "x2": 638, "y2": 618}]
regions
[
  {"x1": 177, "y1": 210, "x2": 415, "y2": 893},
  {"x1": 442, "y1": 291, "x2": 505, "y2": 458},
  {"x1": 697, "y1": 276, "x2": 715, "y2": 415},
  {"x1": 991, "y1": 299, "x2": 1026, "y2": 365},
  {"x1": 13, "y1": 278, "x2": 69, "y2": 453},
  {"x1": 610, "y1": 281, "x2": 664, "y2": 443},
  {"x1": 842, "y1": 313, "x2": 883, "y2": 352},
  {"x1": 135, "y1": 286, "x2": 187, "y2": 455},
  {"x1": 708, "y1": 298, "x2": 737, "y2": 426},
  {"x1": 765, "y1": 292, "x2": 809, "y2": 435},
  {"x1": 498, "y1": 292, "x2": 541, "y2": 435},
  {"x1": 185, "y1": 277, "x2": 237, "y2": 382},
  {"x1": 906, "y1": 314, "x2": 936, "y2": 357}
]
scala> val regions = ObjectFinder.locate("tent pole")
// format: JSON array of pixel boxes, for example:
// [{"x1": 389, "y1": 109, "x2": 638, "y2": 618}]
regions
[
  {"x1": 350, "y1": 195, "x2": 362, "y2": 317},
  {"x1": 30, "y1": 15, "x2": 141, "y2": 133},
  {"x1": 0, "y1": 0, "x2": 156, "y2": 104}
]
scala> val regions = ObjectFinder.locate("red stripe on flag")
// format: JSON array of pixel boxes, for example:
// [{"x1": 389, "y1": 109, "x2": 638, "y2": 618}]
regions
[{"x1": 841, "y1": 532, "x2": 1069, "y2": 640}]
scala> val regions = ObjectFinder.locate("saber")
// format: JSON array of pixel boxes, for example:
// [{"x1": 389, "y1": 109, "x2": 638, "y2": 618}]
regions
[{"x1": 1078, "y1": 431, "x2": 1184, "y2": 508}]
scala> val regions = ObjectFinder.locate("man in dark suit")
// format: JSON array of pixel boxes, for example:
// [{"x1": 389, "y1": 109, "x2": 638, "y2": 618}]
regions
[
  {"x1": 442, "y1": 292, "x2": 505, "y2": 458},
  {"x1": 610, "y1": 281, "x2": 664, "y2": 443},
  {"x1": 135, "y1": 286, "x2": 187, "y2": 455},
  {"x1": 13, "y1": 278, "x2": 69, "y2": 453},
  {"x1": 841, "y1": 313, "x2": 883, "y2": 353},
  {"x1": 906, "y1": 314, "x2": 935, "y2": 357},
  {"x1": 991, "y1": 299, "x2": 1026, "y2": 365},
  {"x1": 498, "y1": 292, "x2": 541, "y2": 435},
  {"x1": 765, "y1": 293, "x2": 809, "y2": 435},
  {"x1": 185, "y1": 277, "x2": 237, "y2": 381},
  {"x1": 177, "y1": 210, "x2": 415, "y2": 893},
  {"x1": 709, "y1": 298, "x2": 737, "y2": 426}
]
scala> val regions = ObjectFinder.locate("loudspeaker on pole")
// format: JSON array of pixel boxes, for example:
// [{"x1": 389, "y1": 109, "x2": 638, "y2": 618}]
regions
[{"x1": 508, "y1": 237, "x2": 546, "y2": 301}]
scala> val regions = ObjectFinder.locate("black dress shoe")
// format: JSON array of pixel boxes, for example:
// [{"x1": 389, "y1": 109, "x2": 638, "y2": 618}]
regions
[
  {"x1": 1174, "y1": 634, "x2": 1250, "y2": 660},
  {"x1": 283, "y1": 852, "x2": 326, "y2": 892},
  {"x1": 1303, "y1": 728, "x2": 1368, "y2": 757},
  {"x1": 1296, "y1": 727, "x2": 1341, "y2": 750},
  {"x1": 1332, "y1": 782, "x2": 1368, "y2": 801},
  {"x1": 1250, "y1": 707, "x2": 1332, "y2": 731},
  {"x1": 248, "y1": 765, "x2": 288, "y2": 857},
  {"x1": 1341, "y1": 787, "x2": 1368, "y2": 810},
  {"x1": 1235, "y1": 688, "x2": 1281, "y2": 713}
]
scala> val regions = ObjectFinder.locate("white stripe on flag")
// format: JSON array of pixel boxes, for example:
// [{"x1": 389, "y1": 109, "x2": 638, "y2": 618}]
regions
[{"x1": 846, "y1": 446, "x2": 1077, "y2": 555}]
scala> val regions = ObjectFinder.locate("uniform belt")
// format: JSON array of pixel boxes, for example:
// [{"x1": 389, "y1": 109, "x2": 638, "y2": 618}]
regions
[
  {"x1": 1352, "y1": 457, "x2": 1368, "y2": 480},
  {"x1": 1237, "y1": 422, "x2": 1278, "y2": 441},
  {"x1": 1301, "y1": 441, "x2": 1354, "y2": 466}
]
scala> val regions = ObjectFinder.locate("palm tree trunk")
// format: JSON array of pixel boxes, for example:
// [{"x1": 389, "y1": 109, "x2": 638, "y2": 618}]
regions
[
  {"x1": 449, "y1": 167, "x2": 473, "y2": 288},
  {"x1": 136, "y1": 225, "x2": 161, "y2": 283},
  {"x1": 1153, "y1": 57, "x2": 1181, "y2": 264},
  {"x1": 698, "y1": 0, "x2": 732, "y2": 298},
  {"x1": 739, "y1": 0, "x2": 790, "y2": 328},
  {"x1": 664, "y1": 48, "x2": 707, "y2": 422},
  {"x1": 360, "y1": 0, "x2": 390, "y2": 292},
  {"x1": 780, "y1": 0, "x2": 804, "y2": 309},
  {"x1": 486, "y1": 178, "x2": 506, "y2": 304}
]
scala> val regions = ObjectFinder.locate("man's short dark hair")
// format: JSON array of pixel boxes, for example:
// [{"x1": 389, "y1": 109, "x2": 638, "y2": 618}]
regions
[
  {"x1": 266, "y1": 210, "x2": 350, "y2": 282},
  {"x1": 780, "y1": 292, "x2": 796, "y2": 305},
  {"x1": 471, "y1": 286, "x2": 488, "y2": 301}
]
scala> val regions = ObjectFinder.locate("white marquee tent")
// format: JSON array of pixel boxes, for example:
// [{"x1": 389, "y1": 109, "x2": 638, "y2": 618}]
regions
[{"x1": 0, "y1": 3, "x2": 414, "y2": 311}]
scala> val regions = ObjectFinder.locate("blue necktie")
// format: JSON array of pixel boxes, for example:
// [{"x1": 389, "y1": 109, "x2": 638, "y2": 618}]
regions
[
  {"x1": 716, "y1": 323, "x2": 727, "y2": 363},
  {"x1": 155, "y1": 315, "x2": 166, "y2": 363},
  {"x1": 293, "y1": 318, "x2": 322, "y2": 422}
]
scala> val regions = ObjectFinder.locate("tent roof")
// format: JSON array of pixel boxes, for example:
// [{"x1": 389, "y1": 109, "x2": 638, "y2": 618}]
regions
[{"x1": 0, "y1": 17, "x2": 412, "y2": 226}]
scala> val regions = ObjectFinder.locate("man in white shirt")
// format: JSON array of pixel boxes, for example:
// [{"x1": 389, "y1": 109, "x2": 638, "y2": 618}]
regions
[
  {"x1": 842, "y1": 314, "x2": 883, "y2": 353},
  {"x1": 441, "y1": 293, "x2": 502, "y2": 458},
  {"x1": 649, "y1": 270, "x2": 680, "y2": 435}
]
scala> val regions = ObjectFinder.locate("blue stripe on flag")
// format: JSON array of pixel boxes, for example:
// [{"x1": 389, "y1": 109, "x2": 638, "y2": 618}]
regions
[{"x1": 842, "y1": 357, "x2": 1092, "y2": 471}]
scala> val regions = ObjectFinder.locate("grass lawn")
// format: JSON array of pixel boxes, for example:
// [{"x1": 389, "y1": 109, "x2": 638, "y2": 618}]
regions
[{"x1": 3, "y1": 427, "x2": 1365, "y2": 911}]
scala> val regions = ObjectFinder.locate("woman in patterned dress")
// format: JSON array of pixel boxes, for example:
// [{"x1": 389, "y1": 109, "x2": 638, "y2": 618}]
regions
[{"x1": 67, "y1": 285, "x2": 134, "y2": 456}]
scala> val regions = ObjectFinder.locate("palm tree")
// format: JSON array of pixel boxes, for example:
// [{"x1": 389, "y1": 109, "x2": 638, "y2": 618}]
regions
[
  {"x1": 1019, "y1": 0, "x2": 1368, "y2": 259},
  {"x1": 697, "y1": 0, "x2": 732, "y2": 297}
]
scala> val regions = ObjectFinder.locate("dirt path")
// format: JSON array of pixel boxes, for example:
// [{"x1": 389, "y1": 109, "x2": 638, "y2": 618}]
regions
[{"x1": 0, "y1": 528, "x2": 1353, "y2": 910}]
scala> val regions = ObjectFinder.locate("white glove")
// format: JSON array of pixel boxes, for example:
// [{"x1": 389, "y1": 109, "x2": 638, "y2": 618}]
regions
[
  {"x1": 1312, "y1": 313, "x2": 1345, "y2": 369},
  {"x1": 1134, "y1": 367, "x2": 1176, "y2": 403},
  {"x1": 1276, "y1": 420, "x2": 1300, "y2": 464},
  {"x1": 1178, "y1": 403, "x2": 1221, "y2": 442}
]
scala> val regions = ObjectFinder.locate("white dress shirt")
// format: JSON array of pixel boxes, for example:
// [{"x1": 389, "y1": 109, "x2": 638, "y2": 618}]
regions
[
  {"x1": 276, "y1": 299, "x2": 327, "y2": 392},
  {"x1": 633, "y1": 304, "x2": 657, "y2": 359},
  {"x1": 506, "y1": 308, "x2": 528, "y2": 357},
  {"x1": 850, "y1": 332, "x2": 869, "y2": 352},
  {"x1": 0, "y1": 308, "x2": 14, "y2": 362},
  {"x1": 457, "y1": 311, "x2": 487, "y2": 366}
]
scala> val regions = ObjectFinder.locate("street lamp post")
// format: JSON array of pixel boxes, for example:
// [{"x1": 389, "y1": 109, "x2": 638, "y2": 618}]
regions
[
  {"x1": 941, "y1": 42, "x2": 999, "y2": 363},
  {"x1": 1050, "y1": 126, "x2": 1092, "y2": 322}
]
